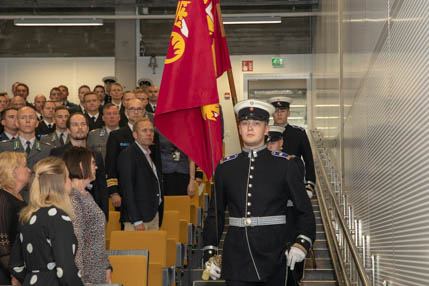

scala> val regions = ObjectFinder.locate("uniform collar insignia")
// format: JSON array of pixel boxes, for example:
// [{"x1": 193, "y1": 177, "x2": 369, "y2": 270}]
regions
[
  {"x1": 13, "y1": 140, "x2": 19, "y2": 150},
  {"x1": 242, "y1": 145, "x2": 267, "y2": 158},
  {"x1": 35, "y1": 141, "x2": 41, "y2": 151}
]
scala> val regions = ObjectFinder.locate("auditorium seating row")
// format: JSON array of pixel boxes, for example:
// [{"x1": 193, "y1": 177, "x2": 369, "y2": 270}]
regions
[{"x1": 104, "y1": 181, "x2": 213, "y2": 286}]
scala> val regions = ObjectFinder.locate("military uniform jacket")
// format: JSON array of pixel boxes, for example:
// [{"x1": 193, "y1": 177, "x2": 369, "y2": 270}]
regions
[
  {"x1": 40, "y1": 131, "x2": 70, "y2": 148},
  {"x1": 0, "y1": 138, "x2": 53, "y2": 169},
  {"x1": 35, "y1": 121, "x2": 55, "y2": 140},
  {"x1": 87, "y1": 126, "x2": 110, "y2": 161},
  {"x1": 282, "y1": 124, "x2": 316, "y2": 187},
  {"x1": 203, "y1": 147, "x2": 315, "y2": 282}
]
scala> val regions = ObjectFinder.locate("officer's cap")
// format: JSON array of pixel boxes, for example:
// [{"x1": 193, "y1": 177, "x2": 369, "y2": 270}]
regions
[
  {"x1": 137, "y1": 78, "x2": 153, "y2": 87},
  {"x1": 102, "y1": 76, "x2": 117, "y2": 84},
  {"x1": 234, "y1": 99, "x2": 275, "y2": 122},
  {"x1": 267, "y1": 96, "x2": 292, "y2": 109},
  {"x1": 267, "y1": 125, "x2": 285, "y2": 142}
]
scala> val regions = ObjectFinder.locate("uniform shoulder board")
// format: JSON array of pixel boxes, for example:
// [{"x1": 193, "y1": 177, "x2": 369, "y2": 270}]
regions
[
  {"x1": 291, "y1": 125, "x2": 305, "y2": 131},
  {"x1": 220, "y1": 154, "x2": 238, "y2": 164},
  {"x1": 271, "y1": 151, "x2": 296, "y2": 160},
  {"x1": 89, "y1": 129, "x2": 98, "y2": 135},
  {"x1": 0, "y1": 139, "x2": 9, "y2": 143}
]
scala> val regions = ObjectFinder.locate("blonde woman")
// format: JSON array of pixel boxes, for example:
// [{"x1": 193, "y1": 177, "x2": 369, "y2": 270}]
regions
[
  {"x1": 0, "y1": 152, "x2": 29, "y2": 284},
  {"x1": 9, "y1": 157, "x2": 84, "y2": 286}
]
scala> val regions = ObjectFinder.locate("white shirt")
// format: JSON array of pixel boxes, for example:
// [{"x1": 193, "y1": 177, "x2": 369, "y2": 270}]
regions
[
  {"x1": 43, "y1": 119, "x2": 55, "y2": 129},
  {"x1": 133, "y1": 141, "x2": 162, "y2": 226},
  {"x1": 56, "y1": 130, "x2": 68, "y2": 141},
  {"x1": 19, "y1": 136, "x2": 36, "y2": 150},
  {"x1": 4, "y1": 131, "x2": 16, "y2": 140},
  {"x1": 87, "y1": 112, "x2": 100, "y2": 121}
]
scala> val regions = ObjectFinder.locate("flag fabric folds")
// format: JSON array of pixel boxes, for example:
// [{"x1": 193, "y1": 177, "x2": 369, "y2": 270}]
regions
[{"x1": 154, "y1": 0, "x2": 231, "y2": 179}]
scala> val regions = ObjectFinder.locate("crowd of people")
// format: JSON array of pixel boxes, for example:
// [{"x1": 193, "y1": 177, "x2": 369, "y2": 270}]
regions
[
  {"x1": 0, "y1": 77, "x2": 199, "y2": 285},
  {"x1": 0, "y1": 75, "x2": 317, "y2": 286}
]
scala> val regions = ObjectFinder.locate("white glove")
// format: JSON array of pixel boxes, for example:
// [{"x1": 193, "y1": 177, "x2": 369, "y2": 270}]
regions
[
  {"x1": 286, "y1": 246, "x2": 306, "y2": 270},
  {"x1": 205, "y1": 261, "x2": 221, "y2": 280},
  {"x1": 306, "y1": 189, "x2": 313, "y2": 199}
]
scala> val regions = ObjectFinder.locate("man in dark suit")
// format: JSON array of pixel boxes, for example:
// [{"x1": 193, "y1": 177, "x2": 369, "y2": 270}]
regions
[
  {"x1": 50, "y1": 112, "x2": 109, "y2": 219},
  {"x1": 35, "y1": 101, "x2": 56, "y2": 139},
  {"x1": 83, "y1": 92, "x2": 104, "y2": 131},
  {"x1": 118, "y1": 117, "x2": 163, "y2": 230},
  {"x1": 58, "y1": 85, "x2": 78, "y2": 109},
  {"x1": 105, "y1": 98, "x2": 158, "y2": 209},
  {"x1": 145, "y1": 85, "x2": 158, "y2": 114},
  {"x1": 118, "y1": 91, "x2": 136, "y2": 127},
  {"x1": 70, "y1": 85, "x2": 91, "y2": 114},
  {"x1": 0, "y1": 108, "x2": 18, "y2": 141},
  {"x1": 14, "y1": 83, "x2": 35, "y2": 110}
]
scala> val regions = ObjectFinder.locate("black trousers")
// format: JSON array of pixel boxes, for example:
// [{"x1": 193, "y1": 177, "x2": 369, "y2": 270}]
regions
[{"x1": 163, "y1": 172, "x2": 189, "y2": 196}]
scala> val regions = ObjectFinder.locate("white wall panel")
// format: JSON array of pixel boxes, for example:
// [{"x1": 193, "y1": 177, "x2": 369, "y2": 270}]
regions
[{"x1": 314, "y1": 0, "x2": 429, "y2": 284}]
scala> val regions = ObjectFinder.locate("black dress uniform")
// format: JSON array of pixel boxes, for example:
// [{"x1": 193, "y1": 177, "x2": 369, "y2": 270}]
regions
[{"x1": 203, "y1": 146, "x2": 316, "y2": 283}]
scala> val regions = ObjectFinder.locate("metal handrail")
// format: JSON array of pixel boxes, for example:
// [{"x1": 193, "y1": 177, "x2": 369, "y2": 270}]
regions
[
  {"x1": 309, "y1": 130, "x2": 371, "y2": 286},
  {"x1": 314, "y1": 170, "x2": 350, "y2": 286}
]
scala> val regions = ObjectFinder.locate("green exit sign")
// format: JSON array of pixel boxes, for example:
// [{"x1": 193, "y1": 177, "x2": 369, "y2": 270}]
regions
[{"x1": 272, "y1": 58, "x2": 284, "y2": 68}]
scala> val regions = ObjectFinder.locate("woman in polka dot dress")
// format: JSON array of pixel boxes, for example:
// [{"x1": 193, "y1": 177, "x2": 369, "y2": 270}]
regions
[{"x1": 8, "y1": 157, "x2": 84, "y2": 286}]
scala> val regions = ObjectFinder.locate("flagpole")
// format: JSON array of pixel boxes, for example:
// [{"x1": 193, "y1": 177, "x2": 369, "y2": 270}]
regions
[{"x1": 215, "y1": 2, "x2": 243, "y2": 148}]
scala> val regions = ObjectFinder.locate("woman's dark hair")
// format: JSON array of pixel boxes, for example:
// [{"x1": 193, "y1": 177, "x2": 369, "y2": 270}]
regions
[{"x1": 62, "y1": 147, "x2": 94, "y2": 180}]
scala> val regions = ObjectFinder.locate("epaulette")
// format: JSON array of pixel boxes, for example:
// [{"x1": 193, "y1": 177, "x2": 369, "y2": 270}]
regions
[
  {"x1": 0, "y1": 139, "x2": 9, "y2": 143},
  {"x1": 291, "y1": 125, "x2": 305, "y2": 131},
  {"x1": 271, "y1": 151, "x2": 295, "y2": 160},
  {"x1": 220, "y1": 154, "x2": 238, "y2": 164}
]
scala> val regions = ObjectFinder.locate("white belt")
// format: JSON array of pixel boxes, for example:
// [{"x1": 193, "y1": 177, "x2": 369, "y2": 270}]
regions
[{"x1": 229, "y1": 215, "x2": 286, "y2": 227}]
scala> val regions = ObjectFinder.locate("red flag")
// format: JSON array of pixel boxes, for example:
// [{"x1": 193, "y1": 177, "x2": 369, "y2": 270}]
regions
[{"x1": 154, "y1": 0, "x2": 231, "y2": 179}]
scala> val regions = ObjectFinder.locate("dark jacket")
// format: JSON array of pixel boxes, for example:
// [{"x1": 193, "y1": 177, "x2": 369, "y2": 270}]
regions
[
  {"x1": 35, "y1": 121, "x2": 55, "y2": 139},
  {"x1": 50, "y1": 142, "x2": 109, "y2": 220},
  {"x1": 203, "y1": 147, "x2": 315, "y2": 282},
  {"x1": 85, "y1": 113, "x2": 104, "y2": 131},
  {"x1": 117, "y1": 143, "x2": 164, "y2": 224}
]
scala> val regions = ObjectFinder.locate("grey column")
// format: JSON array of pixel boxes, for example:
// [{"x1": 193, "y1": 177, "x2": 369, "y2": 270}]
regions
[{"x1": 115, "y1": 5, "x2": 137, "y2": 90}]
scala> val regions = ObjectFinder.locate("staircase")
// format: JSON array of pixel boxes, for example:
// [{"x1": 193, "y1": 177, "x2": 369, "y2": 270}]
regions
[{"x1": 301, "y1": 199, "x2": 337, "y2": 286}]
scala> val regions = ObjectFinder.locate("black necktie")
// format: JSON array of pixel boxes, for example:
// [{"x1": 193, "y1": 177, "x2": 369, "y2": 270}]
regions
[
  {"x1": 153, "y1": 105, "x2": 156, "y2": 111},
  {"x1": 25, "y1": 141, "x2": 31, "y2": 154},
  {"x1": 91, "y1": 117, "x2": 96, "y2": 123},
  {"x1": 11, "y1": 137, "x2": 15, "y2": 140},
  {"x1": 60, "y1": 133, "x2": 65, "y2": 146},
  {"x1": 48, "y1": 124, "x2": 52, "y2": 129}
]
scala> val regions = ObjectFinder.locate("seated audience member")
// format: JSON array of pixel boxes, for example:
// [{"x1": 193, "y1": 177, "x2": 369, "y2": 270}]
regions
[
  {"x1": 33, "y1": 94, "x2": 46, "y2": 121},
  {"x1": 93, "y1": 85, "x2": 106, "y2": 105},
  {"x1": 105, "y1": 98, "x2": 157, "y2": 208},
  {"x1": 118, "y1": 118, "x2": 164, "y2": 230},
  {"x1": 71, "y1": 85, "x2": 91, "y2": 114},
  {"x1": 63, "y1": 147, "x2": 111, "y2": 284},
  {"x1": 87, "y1": 103, "x2": 120, "y2": 161},
  {"x1": 0, "y1": 108, "x2": 18, "y2": 141},
  {"x1": 0, "y1": 152, "x2": 29, "y2": 284},
  {"x1": 14, "y1": 83, "x2": 34, "y2": 109},
  {"x1": 40, "y1": 106, "x2": 70, "y2": 147},
  {"x1": 50, "y1": 113, "x2": 108, "y2": 219},
  {"x1": 11, "y1": 96, "x2": 26, "y2": 110},
  {"x1": 159, "y1": 133, "x2": 197, "y2": 196},
  {"x1": 36, "y1": 101, "x2": 56, "y2": 139},
  {"x1": 119, "y1": 91, "x2": 136, "y2": 127},
  {"x1": 0, "y1": 107, "x2": 53, "y2": 170},
  {"x1": 49, "y1": 87, "x2": 62, "y2": 104},
  {"x1": 58, "y1": 85, "x2": 78, "y2": 109},
  {"x1": 83, "y1": 92, "x2": 103, "y2": 131},
  {"x1": 9, "y1": 157, "x2": 84, "y2": 286}
]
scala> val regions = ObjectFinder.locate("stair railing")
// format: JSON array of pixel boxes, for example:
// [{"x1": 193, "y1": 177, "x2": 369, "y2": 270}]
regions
[{"x1": 309, "y1": 130, "x2": 371, "y2": 286}]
